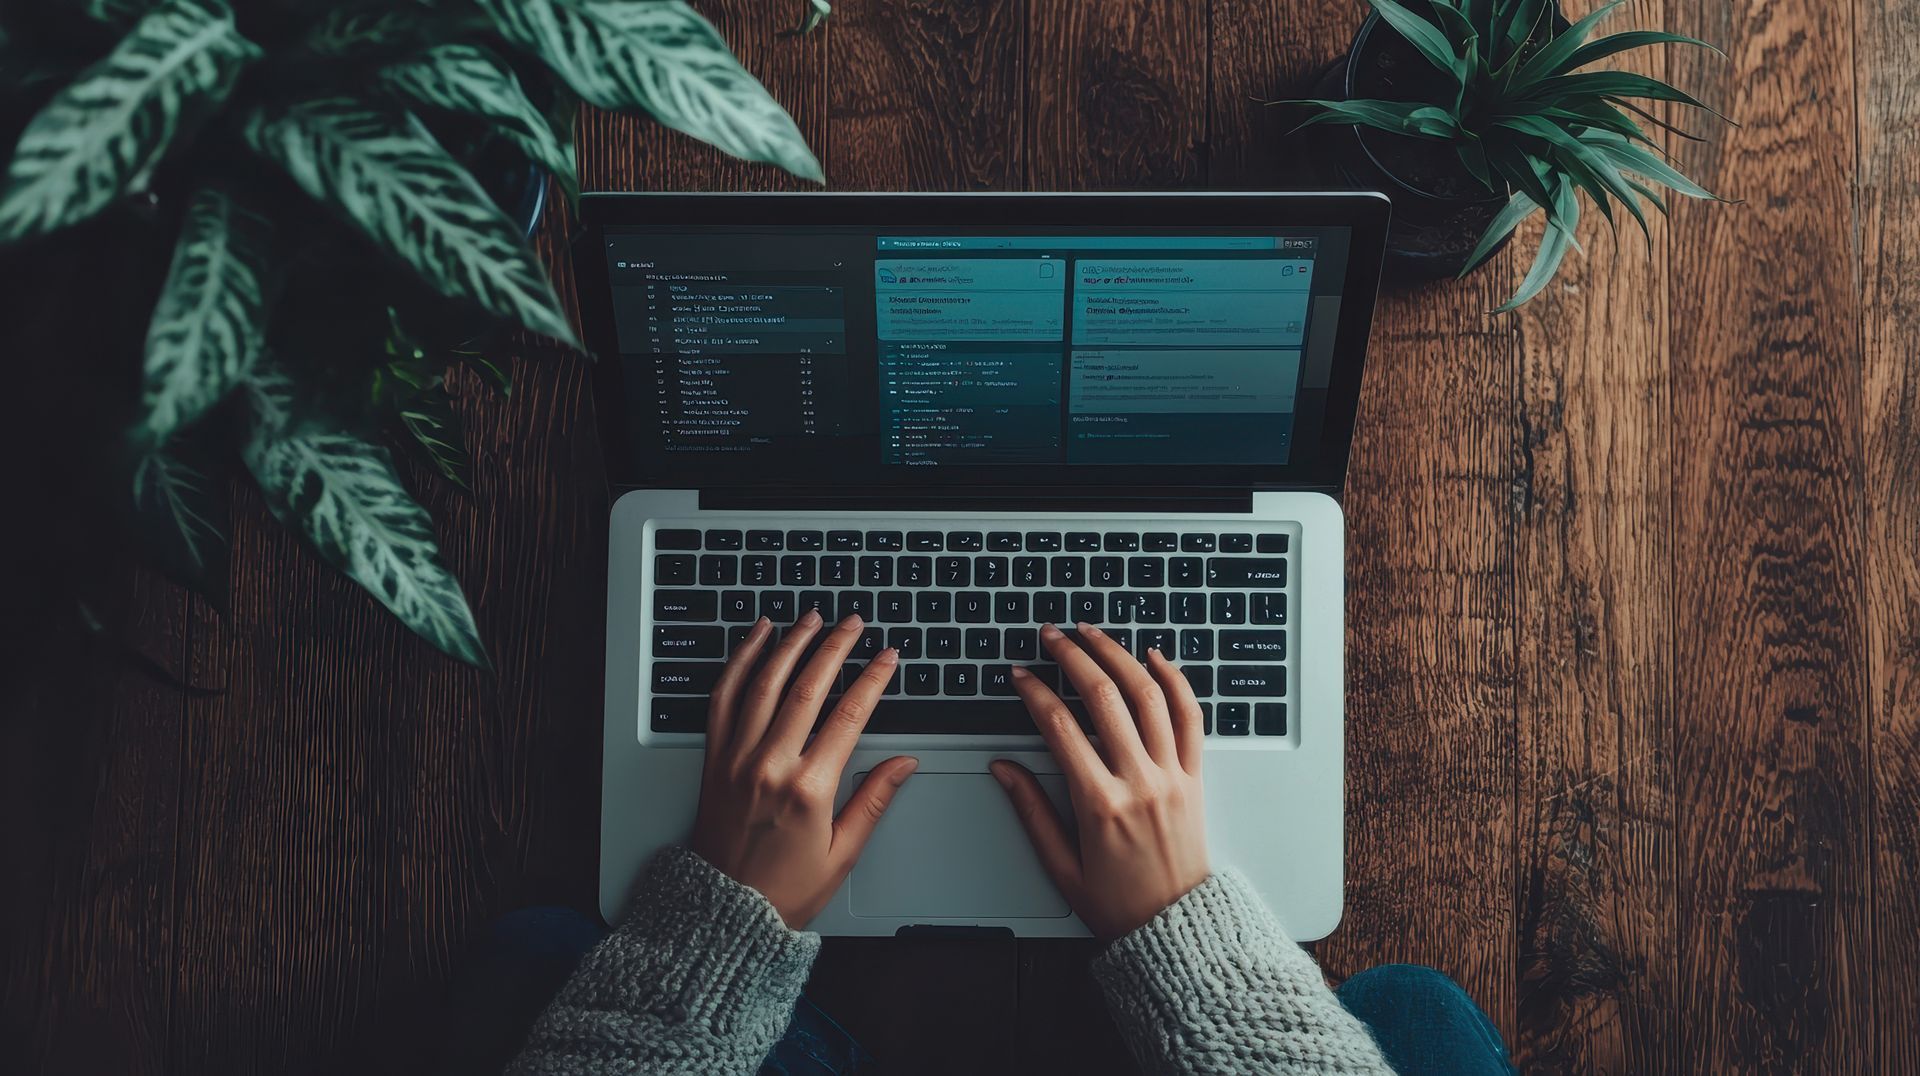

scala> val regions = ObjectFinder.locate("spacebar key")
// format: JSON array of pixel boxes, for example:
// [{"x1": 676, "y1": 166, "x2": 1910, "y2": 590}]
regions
[{"x1": 863, "y1": 698, "x2": 1087, "y2": 734}]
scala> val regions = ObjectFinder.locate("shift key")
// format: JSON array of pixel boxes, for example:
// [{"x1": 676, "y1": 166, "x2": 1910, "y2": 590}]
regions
[
  {"x1": 1206, "y1": 557, "x2": 1288, "y2": 588},
  {"x1": 1218, "y1": 665, "x2": 1287, "y2": 696},
  {"x1": 652, "y1": 662, "x2": 724, "y2": 695},
  {"x1": 653, "y1": 625, "x2": 724, "y2": 658}
]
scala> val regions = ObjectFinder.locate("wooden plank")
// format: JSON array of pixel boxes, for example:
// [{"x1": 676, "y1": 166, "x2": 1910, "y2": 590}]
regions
[
  {"x1": 0, "y1": 572, "x2": 185, "y2": 1076},
  {"x1": 1664, "y1": 0, "x2": 1872, "y2": 1070},
  {"x1": 1509, "y1": 2, "x2": 1678, "y2": 1071},
  {"x1": 794, "y1": 4, "x2": 1027, "y2": 1071},
  {"x1": 1207, "y1": 0, "x2": 1362, "y2": 188},
  {"x1": 1857, "y1": 0, "x2": 1920, "y2": 1071},
  {"x1": 1026, "y1": 1, "x2": 1208, "y2": 190}
]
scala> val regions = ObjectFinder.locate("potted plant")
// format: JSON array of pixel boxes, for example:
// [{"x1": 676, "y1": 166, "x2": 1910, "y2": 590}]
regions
[
  {"x1": 1289, "y1": 0, "x2": 1726, "y2": 309},
  {"x1": 0, "y1": 0, "x2": 826, "y2": 667}
]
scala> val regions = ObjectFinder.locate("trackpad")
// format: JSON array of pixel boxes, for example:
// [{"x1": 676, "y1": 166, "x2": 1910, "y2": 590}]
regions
[{"x1": 848, "y1": 772, "x2": 1072, "y2": 919}]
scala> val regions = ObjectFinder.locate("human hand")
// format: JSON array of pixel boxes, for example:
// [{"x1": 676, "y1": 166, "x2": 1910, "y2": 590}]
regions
[
  {"x1": 689, "y1": 611, "x2": 918, "y2": 928},
  {"x1": 990, "y1": 623, "x2": 1210, "y2": 939}
]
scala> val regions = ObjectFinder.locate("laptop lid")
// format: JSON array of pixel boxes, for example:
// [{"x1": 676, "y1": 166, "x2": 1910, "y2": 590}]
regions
[{"x1": 573, "y1": 193, "x2": 1389, "y2": 500}]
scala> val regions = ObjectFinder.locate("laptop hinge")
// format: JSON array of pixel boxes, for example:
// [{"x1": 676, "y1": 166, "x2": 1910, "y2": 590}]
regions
[{"x1": 698, "y1": 486, "x2": 1258, "y2": 514}]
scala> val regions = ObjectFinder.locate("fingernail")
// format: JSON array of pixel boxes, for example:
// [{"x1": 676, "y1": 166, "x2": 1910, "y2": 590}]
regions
[
  {"x1": 842, "y1": 614, "x2": 864, "y2": 629},
  {"x1": 1010, "y1": 665, "x2": 1031, "y2": 679},
  {"x1": 1041, "y1": 623, "x2": 1063, "y2": 640},
  {"x1": 803, "y1": 608, "x2": 822, "y2": 626},
  {"x1": 1080, "y1": 622, "x2": 1103, "y2": 638},
  {"x1": 878, "y1": 647, "x2": 898, "y2": 662},
  {"x1": 895, "y1": 758, "x2": 920, "y2": 782},
  {"x1": 988, "y1": 762, "x2": 1013, "y2": 789}
]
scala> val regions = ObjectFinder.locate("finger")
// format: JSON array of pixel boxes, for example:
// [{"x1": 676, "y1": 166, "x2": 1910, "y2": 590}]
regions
[
  {"x1": 705, "y1": 617, "x2": 772, "y2": 765},
  {"x1": 1009, "y1": 664, "x2": 1110, "y2": 789},
  {"x1": 989, "y1": 760, "x2": 1082, "y2": 900},
  {"x1": 1075, "y1": 623, "x2": 1177, "y2": 766},
  {"x1": 1042, "y1": 624, "x2": 1149, "y2": 772},
  {"x1": 1147, "y1": 648, "x2": 1206, "y2": 776},
  {"x1": 829, "y1": 755, "x2": 919, "y2": 870},
  {"x1": 764, "y1": 615, "x2": 868, "y2": 758},
  {"x1": 804, "y1": 648, "x2": 900, "y2": 778},
  {"x1": 731, "y1": 608, "x2": 822, "y2": 754}
]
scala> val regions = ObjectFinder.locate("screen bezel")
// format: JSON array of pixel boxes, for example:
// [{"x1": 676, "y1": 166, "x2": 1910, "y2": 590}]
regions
[{"x1": 574, "y1": 192, "x2": 1389, "y2": 495}]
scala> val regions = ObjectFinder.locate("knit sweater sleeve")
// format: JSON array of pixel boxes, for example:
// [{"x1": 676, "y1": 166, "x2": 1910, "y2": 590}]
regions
[
  {"x1": 506, "y1": 847, "x2": 819, "y2": 1076},
  {"x1": 1089, "y1": 869, "x2": 1392, "y2": 1076}
]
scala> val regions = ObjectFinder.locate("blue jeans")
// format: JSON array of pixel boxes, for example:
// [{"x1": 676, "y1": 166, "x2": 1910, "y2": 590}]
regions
[{"x1": 445, "y1": 908, "x2": 1508, "y2": 1075}]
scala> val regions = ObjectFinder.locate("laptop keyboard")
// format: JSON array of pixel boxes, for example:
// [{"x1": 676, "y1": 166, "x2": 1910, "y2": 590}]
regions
[{"x1": 646, "y1": 526, "x2": 1293, "y2": 739}]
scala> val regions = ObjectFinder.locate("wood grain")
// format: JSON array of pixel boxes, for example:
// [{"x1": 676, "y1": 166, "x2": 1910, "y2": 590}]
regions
[
  {"x1": 1665, "y1": 0, "x2": 1873, "y2": 1071},
  {"x1": 1857, "y1": 0, "x2": 1920, "y2": 1071},
  {"x1": 1508, "y1": 2, "x2": 1678, "y2": 1071},
  {"x1": 1206, "y1": 0, "x2": 1363, "y2": 188}
]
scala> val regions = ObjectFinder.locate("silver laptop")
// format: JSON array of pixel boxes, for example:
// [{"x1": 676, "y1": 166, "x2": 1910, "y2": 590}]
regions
[{"x1": 581, "y1": 192, "x2": 1390, "y2": 939}]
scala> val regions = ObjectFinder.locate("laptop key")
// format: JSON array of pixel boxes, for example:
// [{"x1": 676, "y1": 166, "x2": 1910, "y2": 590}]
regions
[
  {"x1": 651, "y1": 697, "x2": 708, "y2": 732},
  {"x1": 1107, "y1": 592, "x2": 1133, "y2": 624},
  {"x1": 867, "y1": 531, "x2": 904, "y2": 551},
  {"x1": 936, "y1": 557, "x2": 970, "y2": 587},
  {"x1": 829, "y1": 530, "x2": 863, "y2": 550},
  {"x1": 907, "y1": 531, "x2": 943, "y2": 551},
  {"x1": 1180, "y1": 533, "x2": 1216, "y2": 552},
  {"x1": 887, "y1": 627, "x2": 923, "y2": 659},
  {"x1": 995, "y1": 593, "x2": 1029, "y2": 624},
  {"x1": 1180, "y1": 629, "x2": 1214, "y2": 661},
  {"x1": 840, "y1": 591, "x2": 875, "y2": 621},
  {"x1": 788, "y1": 530, "x2": 824, "y2": 550},
  {"x1": 1067, "y1": 532, "x2": 1102, "y2": 551},
  {"x1": 949, "y1": 532, "x2": 984, "y2": 551},
  {"x1": 1172, "y1": 593, "x2": 1207, "y2": 624},
  {"x1": 1005, "y1": 627, "x2": 1039, "y2": 660},
  {"x1": 1127, "y1": 557, "x2": 1165, "y2": 587},
  {"x1": 1051, "y1": 557, "x2": 1086, "y2": 587},
  {"x1": 654, "y1": 590, "x2": 718, "y2": 621},
  {"x1": 926, "y1": 628, "x2": 961, "y2": 659},
  {"x1": 1182, "y1": 665, "x2": 1215, "y2": 698},
  {"x1": 1207, "y1": 558, "x2": 1288, "y2": 588},
  {"x1": 1252, "y1": 593, "x2": 1288, "y2": 625},
  {"x1": 760, "y1": 591, "x2": 796, "y2": 621},
  {"x1": 798, "y1": 591, "x2": 835, "y2": 618},
  {"x1": 976, "y1": 557, "x2": 1009, "y2": 587},
  {"x1": 699, "y1": 555, "x2": 737, "y2": 586},
  {"x1": 1217, "y1": 702, "x2": 1251, "y2": 735},
  {"x1": 965, "y1": 628, "x2": 999, "y2": 659},
  {"x1": 1255, "y1": 703, "x2": 1288, "y2": 736},
  {"x1": 780, "y1": 555, "x2": 816, "y2": 587},
  {"x1": 654, "y1": 554, "x2": 696, "y2": 585},
  {"x1": 1071, "y1": 592, "x2": 1102, "y2": 623},
  {"x1": 653, "y1": 661, "x2": 724, "y2": 695},
  {"x1": 1144, "y1": 532, "x2": 1179, "y2": 552},
  {"x1": 916, "y1": 592, "x2": 953, "y2": 623},
  {"x1": 742, "y1": 555, "x2": 777, "y2": 586},
  {"x1": 956, "y1": 592, "x2": 991, "y2": 623},
  {"x1": 1210, "y1": 593, "x2": 1246, "y2": 624},
  {"x1": 655, "y1": 528, "x2": 700, "y2": 550},
  {"x1": 1219, "y1": 665, "x2": 1285, "y2": 696},
  {"x1": 878, "y1": 591, "x2": 913, "y2": 622},
  {"x1": 1132, "y1": 593, "x2": 1166, "y2": 623},
  {"x1": 1103, "y1": 532, "x2": 1140, "y2": 552},
  {"x1": 1257, "y1": 533, "x2": 1290, "y2": 553},
  {"x1": 1091, "y1": 557, "x2": 1124, "y2": 586},
  {"x1": 988, "y1": 532, "x2": 1023, "y2": 551},
  {"x1": 1220, "y1": 533, "x2": 1254, "y2": 553},
  {"x1": 983, "y1": 664, "x2": 1016, "y2": 696},
  {"x1": 858, "y1": 556, "x2": 893, "y2": 587},
  {"x1": 1013, "y1": 556, "x2": 1046, "y2": 587},
  {"x1": 822, "y1": 556, "x2": 855, "y2": 587},
  {"x1": 704, "y1": 529, "x2": 743, "y2": 550},
  {"x1": 1025, "y1": 532, "x2": 1062, "y2": 552},
  {"x1": 853, "y1": 627, "x2": 886, "y2": 659},
  {"x1": 904, "y1": 664, "x2": 941, "y2": 696},
  {"x1": 900, "y1": 556, "x2": 933, "y2": 587},
  {"x1": 747, "y1": 529, "x2": 784, "y2": 550},
  {"x1": 653, "y1": 625, "x2": 723, "y2": 658},
  {"x1": 1035, "y1": 592, "x2": 1067, "y2": 624},
  {"x1": 720, "y1": 591, "x2": 755, "y2": 622},
  {"x1": 1170, "y1": 557, "x2": 1203, "y2": 588},
  {"x1": 944, "y1": 664, "x2": 980, "y2": 696},
  {"x1": 1137, "y1": 629, "x2": 1176, "y2": 657},
  {"x1": 1221, "y1": 629, "x2": 1287, "y2": 661}
]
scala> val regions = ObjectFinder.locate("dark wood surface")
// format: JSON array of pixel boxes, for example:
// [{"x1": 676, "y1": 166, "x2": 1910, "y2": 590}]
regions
[{"x1": 4, "y1": 1, "x2": 1916, "y2": 1073}]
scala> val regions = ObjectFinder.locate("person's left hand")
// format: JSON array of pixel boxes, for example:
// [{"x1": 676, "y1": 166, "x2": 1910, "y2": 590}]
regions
[{"x1": 689, "y1": 611, "x2": 918, "y2": 928}]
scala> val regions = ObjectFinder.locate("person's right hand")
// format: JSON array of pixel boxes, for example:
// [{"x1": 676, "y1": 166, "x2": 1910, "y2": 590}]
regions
[{"x1": 989, "y1": 623, "x2": 1210, "y2": 939}]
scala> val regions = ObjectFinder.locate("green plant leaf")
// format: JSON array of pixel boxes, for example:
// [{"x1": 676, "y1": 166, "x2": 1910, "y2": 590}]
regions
[
  {"x1": 131, "y1": 443, "x2": 229, "y2": 598},
  {"x1": 1513, "y1": 0, "x2": 1624, "y2": 85},
  {"x1": 243, "y1": 98, "x2": 579, "y2": 348},
  {"x1": 399, "y1": 383, "x2": 472, "y2": 491},
  {"x1": 0, "y1": 0, "x2": 260, "y2": 240},
  {"x1": 1455, "y1": 136, "x2": 1496, "y2": 192},
  {"x1": 243, "y1": 365, "x2": 489, "y2": 666},
  {"x1": 1458, "y1": 188, "x2": 1538, "y2": 276},
  {"x1": 1583, "y1": 130, "x2": 1721, "y2": 199},
  {"x1": 1286, "y1": 99, "x2": 1458, "y2": 139},
  {"x1": 1525, "y1": 70, "x2": 1726, "y2": 121},
  {"x1": 1495, "y1": 177, "x2": 1580, "y2": 312},
  {"x1": 461, "y1": 351, "x2": 514, "y2": 396},
  {"x1": 303, "y1": 7, "x2": 428, "y2": 60},
  {"x1": 84, "y1": 0, "x2": 154, "y2": 25},
  {"x1": 382, "y1": 43, "x2": 581, "y2": 205},
  {"x1": 1493, "y1": 0, "x2": 1552, "y2": 67},
  {"x1": 787, "y1": 0, "x2": 831, "y2": 36},
  {"x1": 1563, "y1": 28, "x2": 1723, "y2": 74},
  {"x1": 1604, "y1": 95, "x2": 1708, "y2": 141},
  {"x1": 135, "y1": 187, "x2": 273, "y2": 448},
  {"x1": 1368, "y1": 0, "x2": 1466, "y2": 85},
  {"x1": 477, "y1": 0, "x2": 824, "y2": 182}
]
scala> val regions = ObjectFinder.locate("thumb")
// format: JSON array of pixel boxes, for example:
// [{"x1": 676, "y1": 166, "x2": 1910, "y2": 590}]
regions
[
  {"x1": 830, "y1": 755, "x2": 918, "y2": 867},
  {"x1": 989, "y1": 760, "x2": 1081, "y2": 898}
]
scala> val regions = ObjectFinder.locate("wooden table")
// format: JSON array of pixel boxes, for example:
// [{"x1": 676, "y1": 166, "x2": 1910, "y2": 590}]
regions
[{"x1": 4, "y1": 1, "x2": 1915, "y2": 1073}]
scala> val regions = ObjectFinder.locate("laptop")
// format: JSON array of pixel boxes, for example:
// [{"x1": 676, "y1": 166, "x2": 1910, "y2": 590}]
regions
[{"x1": 580, "y1": 192, "x2": 1390, "y2": 939}]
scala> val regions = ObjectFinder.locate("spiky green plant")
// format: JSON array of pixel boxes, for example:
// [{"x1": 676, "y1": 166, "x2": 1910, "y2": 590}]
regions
[
  {"x1": 0, "y1": 0, "x2": 829, "y2": 667},
  {"x1": 1291, "y1": 0, "x2": 1727, "y2": 310}
]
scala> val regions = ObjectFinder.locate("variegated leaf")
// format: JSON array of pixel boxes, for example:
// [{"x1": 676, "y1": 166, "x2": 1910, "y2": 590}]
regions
[
  {"x1": 243, "y1": 98, "x2": 578, "y2": 347},
  {"x1": 0, "y1": 0, "x2": 260, "y2": 240},
  {"x1": 244, "y1": 366, "x2": 488, "y2": 666},
  {"x1": 382, "y1": 44, "x2": 579, "y2": 204},
  {"x1": 477, "y1": 0, "x2": 822, "y2": 182},
  {"x1": 135, "y1": 187, "x2": 272, "y2": 447},
  {"x1": 131, "y1": 444, "x2": 229, "y2": 596}
]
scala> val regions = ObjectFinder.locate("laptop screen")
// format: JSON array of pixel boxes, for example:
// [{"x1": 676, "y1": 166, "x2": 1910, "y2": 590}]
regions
[{"x1": 582, "y1": 198, "x2": 1385, "y2": 491}]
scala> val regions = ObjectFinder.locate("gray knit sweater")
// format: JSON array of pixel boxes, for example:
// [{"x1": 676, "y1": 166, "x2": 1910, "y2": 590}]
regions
[{"x1": 507, "y1": 848, "x2": 1391, "y2": 1075}]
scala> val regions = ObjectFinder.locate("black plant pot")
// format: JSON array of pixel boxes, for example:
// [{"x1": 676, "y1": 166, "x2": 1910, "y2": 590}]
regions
[{"x1": 1305, "y1": 9, "x2": 1557, "y2": 279}]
